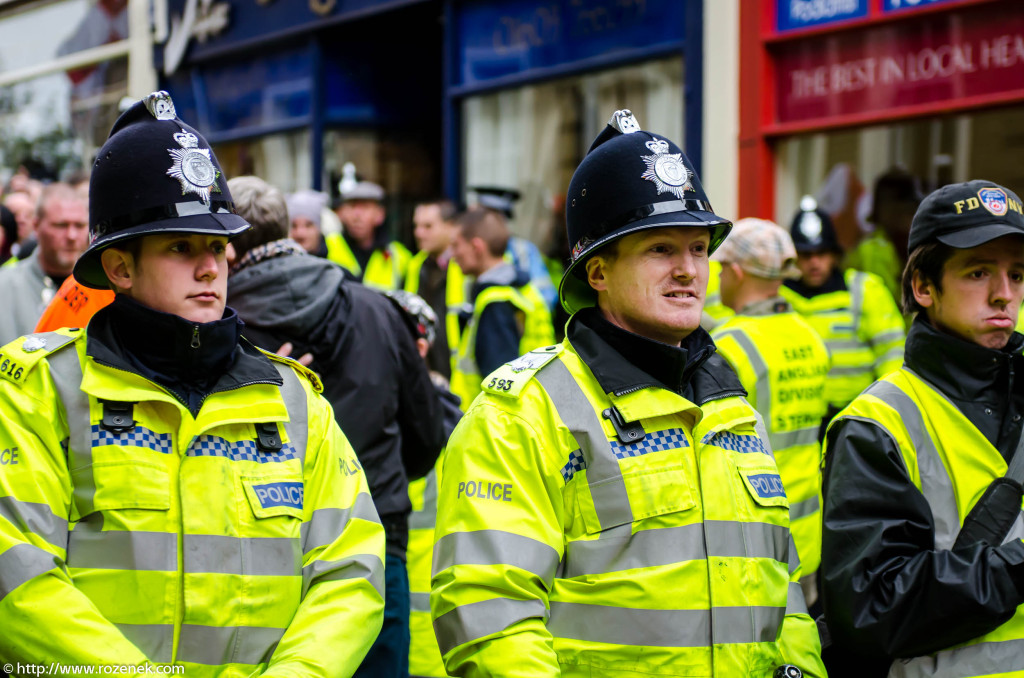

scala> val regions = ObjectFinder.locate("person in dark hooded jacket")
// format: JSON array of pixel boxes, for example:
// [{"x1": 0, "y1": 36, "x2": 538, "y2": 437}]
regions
[{"x1": 225, "y1": 175, "x2": 445, "y2": 678}]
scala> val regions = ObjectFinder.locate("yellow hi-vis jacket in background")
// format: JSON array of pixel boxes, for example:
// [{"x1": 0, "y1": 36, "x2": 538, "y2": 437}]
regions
[
  {"x1": 431, "y1": 323, "x2": 826, "y2": 677},
  {"x1": 701, "y1": 260, "x2": 735, "y2": 331},
  {"x1": 450, "y1": 283, "x2": 556, "y2": 410},
  {"x1": 711, "y1": 297, "x2": 831, "y2": 598},
  {"x1": 781, "y1": 268, "x2": 905, "y2": 410},
  {"x1": 407, "y1": 464, "x2": 451, "y2": 678},
  {"x1": 0, "y1": 328, "x2": 385, "y2": 676},
  {"x1": 405, "y1": 251, "x2": 469, "y2": 374},
  {"x1": 844, "y1": 230, "x2": 903, "y2": 305},
  {"x1": 325, "y1": 231, "x2": 411, "y2": 291}
]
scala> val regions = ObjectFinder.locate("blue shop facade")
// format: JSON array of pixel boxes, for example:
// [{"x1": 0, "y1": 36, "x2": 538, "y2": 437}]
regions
[{"x1": 159, "y1": 0, "x2": 701, "y2": 245}]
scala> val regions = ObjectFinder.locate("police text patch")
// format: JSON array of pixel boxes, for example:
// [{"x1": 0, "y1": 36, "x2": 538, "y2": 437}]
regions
[{"x1": 252, "y1": 481, "x2": 304, "y2": 510}]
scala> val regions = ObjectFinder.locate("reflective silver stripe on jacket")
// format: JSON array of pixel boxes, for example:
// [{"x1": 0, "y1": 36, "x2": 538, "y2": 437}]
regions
[
  {"x1": 271, "y1": 361, "x2": 308, "y2": 467},
  {"x1": 849, "y1": 271, "x2": 866, "y2": 336},
  {"x1": 859, "y1": 380, "x2": 961, "y2": 550},
  {"x1": 535, "y1": 358, "x2": 633, "y2": 529},
  {"x1": 434, "y1": 597, "x2": 548, "y2": 654},
  {"x1": 409, "y1": 469, "x2": 439, "y2": 530},
  {"x1": 115, "y1": 622, "x2": 285, "y2": 666},
  {"x1": 889, "y1": 638, "x2": 1024, "y2": 678},
  {"x1": 547, "y1": 602, "x2": 785, "y2": 647}
]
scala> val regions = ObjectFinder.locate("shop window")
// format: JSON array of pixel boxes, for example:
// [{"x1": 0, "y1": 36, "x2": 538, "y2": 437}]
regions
[
  {"x1": 461, "y1": 57, "x2": 683, "y2": 250},
  {"x1": 0, "y1": 0, "x2": 128, "y2": 180},
  {"x1": 772, "y1": 107, "x2": 1024, "y2": 248},
  {"x1": 213, "y1": 129, "x2": 312, "y2": 196}
]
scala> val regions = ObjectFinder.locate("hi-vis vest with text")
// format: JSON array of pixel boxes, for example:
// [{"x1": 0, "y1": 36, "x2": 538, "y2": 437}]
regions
[
  {"x1": 431, "y1": 341, "x2": 826, "y2": 677},
  {"x1": 405, "y1": 251, "x2": 469, "y2": 370},
  {"x1": 833, "y1": 368, "x2": 1024, "y2": 677},
  {"x1": 325, "y1": 232, "x2": 411, "y2": 291},
  {"x1": 781, "y1": 269, "x2": 905, "y2": 409},
  {"x1": 712, "y1": 309, "x2": 831, "y2": 581},
  {"x1": 0, "y1": 329, "x2": 385, "y2": 676},
  {"x1": 450, "y1": 283, "x2": 555, "y2": 410}
]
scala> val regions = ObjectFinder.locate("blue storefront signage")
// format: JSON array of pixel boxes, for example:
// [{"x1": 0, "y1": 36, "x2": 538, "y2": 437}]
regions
[
  {"x1": 776, "y1": 0, "x2": 869, "y2": 33},
  {"x1": 882, "y1": 0, "x2": 959, "y2": 13},
  {"x1": 454, "y1": 0, "x2": 684, "y2": 91}
]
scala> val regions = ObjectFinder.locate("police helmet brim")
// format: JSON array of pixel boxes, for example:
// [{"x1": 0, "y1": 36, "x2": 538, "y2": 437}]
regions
[
  {"x1": 558, "y1": 208, "x2": 732, "y2": 315},
  {"x1": 73, "y1": 211, "x2": 250, "y2": 290}
]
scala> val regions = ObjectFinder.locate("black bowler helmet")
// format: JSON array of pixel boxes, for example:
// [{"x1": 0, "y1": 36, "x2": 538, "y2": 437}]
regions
[
  {"x1": 560, "y1": 110, "x2": 732, "y2": 314},
  {"x1": 74, "y1": 91, "x2": 250, "y2": 289},
  {"x1": 789, "y1": 196, "x2": 841, "y2": 254}
]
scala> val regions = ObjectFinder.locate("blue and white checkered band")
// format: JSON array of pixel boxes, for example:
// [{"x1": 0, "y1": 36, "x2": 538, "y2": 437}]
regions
[
  {"x1": 570, "y1": 197, "x2": 716, "y2": 263},
  {"x1": 611, "y1": 427, "x2": 690, "y2": 460},
  {"x1": 92, "y1": 424, "x2": 173, "y2": 454},
  {"x1": 187, "y1": 434, "x2": 299, "y2": 463},
  {"x1": 561, "y1": 449, "x2": 587, "y2": 483},
  {"x1": 701, "y1": 431, "x2": 768, "y2": 455}
]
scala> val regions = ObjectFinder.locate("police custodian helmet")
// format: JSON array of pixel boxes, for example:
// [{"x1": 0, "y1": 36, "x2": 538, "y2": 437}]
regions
[
  {"x1": 74, "y1": 91, "x2": 250, "y2": 289},
  {"x1": 789, "y1": 196, "x2": 841, "y2": 254},
  {"x1": 560, "y1": 109, "x2": 732, "y2": 314}
]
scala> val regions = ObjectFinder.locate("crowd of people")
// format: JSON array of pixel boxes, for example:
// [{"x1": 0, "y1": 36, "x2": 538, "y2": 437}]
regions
[{"x1": 1, "y1": 93, "x2": 1023, "y2": 678}]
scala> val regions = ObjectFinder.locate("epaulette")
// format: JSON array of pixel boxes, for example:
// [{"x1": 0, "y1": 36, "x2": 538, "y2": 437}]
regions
[
  {"x1": 0, "y1": 328, "x2": 83, "y2": 388},
  {"x1": 480, "y1": 344, "x2": 563, "y2": 398},
  {"x1": 260, "y1": 350, "x2": 324, "y2": 394}
]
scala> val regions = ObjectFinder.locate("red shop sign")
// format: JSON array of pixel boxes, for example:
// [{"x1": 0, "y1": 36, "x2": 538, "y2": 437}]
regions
[{"x1": 773, "y1": 2, "x2": 1024, "y2": 128}]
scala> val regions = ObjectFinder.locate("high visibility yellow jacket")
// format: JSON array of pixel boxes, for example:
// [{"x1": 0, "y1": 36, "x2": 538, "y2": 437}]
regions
[
  {"x1": 781, "y1": 268, "x2": 905, "y2": 409},
  {"x1": 325, "y1": 232, "x2": 411, "y2": 291},
  {"x1": 407, "y1": 464, "x2": 451, "y2": 678},
  {"x1": 450, "y1": 283, "x2": 555, "y2": 410},
  {"x1": 0, "y1": 328, "x2": 385, "y2": 676},
  {"x1": 431, "y1": 320, "x2": 825, "y2": 677},
  {"x1": 825, "y1": 362, "x2": 1024, "y2": 676},
  {"x1": 844, "y1": 231, "x2": 903, "y2": 304},
  {"x1": 711, "y1": 297, "x2": 831, "y2": 588},
  {"x1": 701, "y1": 260, "x2": 735, "y2": 330},
  {"x1": 405, "y1": 251, "x2": 469, "y2": 373}
]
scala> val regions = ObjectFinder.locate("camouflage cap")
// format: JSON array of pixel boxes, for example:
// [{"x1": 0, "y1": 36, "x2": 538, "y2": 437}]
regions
[{"x1": 713, "y1": 217, "x2": 801, "y2": 280}]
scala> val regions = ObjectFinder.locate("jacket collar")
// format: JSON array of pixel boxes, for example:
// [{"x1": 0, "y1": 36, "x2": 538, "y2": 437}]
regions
[
  {"x1": 736, "y1": 295, "x2": 792, "y2": 317},
  {"x1": 904, "y1": 315, "x2": 1024, "y2": 404},
  {"x1": 86, "y1": 295, "x2": 280, "y2": 414},
  {"x1": 568, "y1": 308, "x2": 745, "y2": 404},
  {"x1": 783, "y1": 267, "x2": 847, "y2": 297}
]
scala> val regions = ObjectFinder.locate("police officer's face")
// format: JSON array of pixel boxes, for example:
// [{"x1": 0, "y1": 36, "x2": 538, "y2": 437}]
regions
[
  {"x1": 914, "y1": 235, "x2": 1024, "y2": 350},
  {"x1": 290, "y1": 217, "x2": 320, "y2": 253},
  {"x1": 587, "y1": 227, "x2": 709, "y2": 345},
  {"x1": 796, "y1": 250, "x2": 839, "y2": 287},
  {"x1": 338, "y1": 200, "x2": 384, "y2": 244},
  {"x1": 113, "y1": 233, "x2": 229, "y2": 324}
]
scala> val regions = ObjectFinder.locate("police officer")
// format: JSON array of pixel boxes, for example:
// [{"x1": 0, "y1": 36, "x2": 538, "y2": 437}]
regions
[
  {"x1": 0, "y1": 92, "x2": 385, "y2": 675},
  {"x1": 711, "y1": 218, "x2": 830, "y2": 612},
  {"x1": 430, "y1": 110, "x2": 825, "y2": 677},
  {"x1": 821, "y1": 180, "x2": 1024, "y2": 677},
  {"x1": 781, "y1": 197, "x2": 905, "y2": 428},
  {"x1": 329, "y1": 178, "x2": 411, "y2": 290}
]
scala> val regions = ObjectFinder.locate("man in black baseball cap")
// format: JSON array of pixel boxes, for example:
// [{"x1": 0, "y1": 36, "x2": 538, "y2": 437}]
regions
[
  {"x1": 820, "y1": 179, "x2": 1024, "y2": 676},
  {"x1": 0, "y1": 91, "x2": 386, "y2": 672}
]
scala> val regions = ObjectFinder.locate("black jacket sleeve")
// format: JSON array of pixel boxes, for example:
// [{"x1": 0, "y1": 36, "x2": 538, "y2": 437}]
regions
[
  {"x1": 391, "y1": 308, "x2": 445, "y2": 481},
  {"x1": 821, "y1": 417, "x2": 1024, "y2": 659}
]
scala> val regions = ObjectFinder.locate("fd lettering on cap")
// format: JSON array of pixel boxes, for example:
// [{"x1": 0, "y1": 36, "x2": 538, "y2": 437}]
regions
[{"x1": 252, "y1": 481, "x2": 304, "y2": 510}]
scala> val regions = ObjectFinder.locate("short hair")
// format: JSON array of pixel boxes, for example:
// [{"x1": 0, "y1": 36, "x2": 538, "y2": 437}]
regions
[
  {"x1": 227, "y1": 176, "x2": 289, "y2": 257},
  {"x1": 456, "y1": 207, "x2": 509, "y2": 257},
  {"x1": 901, "y1": 241, "x2": 955, "y2": 315},
  {"x1": 417, "y1": 198, "x2": 457, "y2": 222},
  {"x1": 36, "y1": 183, "x2": 80, "y2": 220}
]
